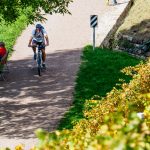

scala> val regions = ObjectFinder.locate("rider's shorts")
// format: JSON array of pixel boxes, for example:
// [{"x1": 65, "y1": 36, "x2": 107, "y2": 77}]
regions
[{"x1": 32, "y1": 40, "x2": 45, "y2": 50}]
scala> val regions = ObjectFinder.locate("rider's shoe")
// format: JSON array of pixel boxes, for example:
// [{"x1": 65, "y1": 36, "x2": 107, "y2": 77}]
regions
[
  {"x1": 34, "y1": 53, "x2": 37, "y2": 60},
  {"x1": 42, "y1": 63, "x2": 46, "y2": 69}
]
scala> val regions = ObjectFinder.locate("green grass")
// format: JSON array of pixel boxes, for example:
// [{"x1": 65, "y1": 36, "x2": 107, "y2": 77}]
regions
[
  {"x1": 58, "y1": 45, "x2": 141, "y2": 130},
  {"x1": 0, "y1": 11, "x2": 29, "y2": 55}
]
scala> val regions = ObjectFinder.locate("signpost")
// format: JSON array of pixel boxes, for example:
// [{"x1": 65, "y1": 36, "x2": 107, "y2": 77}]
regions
[{"x1": 90, "y1": 15, "x2": 98, "y2": 50}]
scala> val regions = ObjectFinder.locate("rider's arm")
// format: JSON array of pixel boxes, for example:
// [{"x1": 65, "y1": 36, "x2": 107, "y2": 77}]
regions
[
  {"x1": 43, "y1": 29, "x2": 49, "y2": 46},
  {"x1": 28, "y1": 30, "x2": 35, "y2": 47},
  {"x1": 45, "y1": 35, "x2": 49, "y2": 46},
  {"x1": 28, "y1": 36, "x2": 33, "y2": 47}
]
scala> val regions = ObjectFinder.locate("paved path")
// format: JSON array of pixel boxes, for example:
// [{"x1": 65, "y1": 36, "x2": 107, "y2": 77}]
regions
[{"x1": 0, "y1": 0, "x2": 129, "y2": 149}]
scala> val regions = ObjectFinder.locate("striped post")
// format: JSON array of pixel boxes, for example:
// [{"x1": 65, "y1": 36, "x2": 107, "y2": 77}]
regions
[{"x1": 90, "y1": 15, "x2": 98, "y2": 50}]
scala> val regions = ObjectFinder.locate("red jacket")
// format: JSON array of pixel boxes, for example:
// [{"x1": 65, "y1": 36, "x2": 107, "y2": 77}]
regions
[{"x1": 0, "y1": 47, "x2": 6, "y2": 57}]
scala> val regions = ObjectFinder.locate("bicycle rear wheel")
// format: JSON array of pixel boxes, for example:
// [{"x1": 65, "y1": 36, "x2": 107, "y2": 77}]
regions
[{"x1": 38, "y1": 66, "x2": 41, "y2": 76}]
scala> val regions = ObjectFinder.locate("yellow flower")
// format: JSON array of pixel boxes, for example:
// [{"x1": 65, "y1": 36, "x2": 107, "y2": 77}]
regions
[{"x1": 15, "y1": 144, "x2": 24, "y2": 150}]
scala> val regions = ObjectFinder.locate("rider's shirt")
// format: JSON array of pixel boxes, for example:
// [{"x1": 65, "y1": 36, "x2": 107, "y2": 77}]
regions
[{"x1": 32, "y1": 29, "x2": 47, "y2": 43}]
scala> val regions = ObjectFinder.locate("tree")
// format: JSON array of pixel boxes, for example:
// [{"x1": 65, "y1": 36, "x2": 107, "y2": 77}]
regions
[{"x1": 0, "y1": 0, "x2": 73, "y2": 23}]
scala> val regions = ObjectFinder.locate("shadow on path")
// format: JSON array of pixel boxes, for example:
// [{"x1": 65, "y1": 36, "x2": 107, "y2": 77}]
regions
[{"x1": 0, "y1": 48, "x2": 81, "y2": 138}]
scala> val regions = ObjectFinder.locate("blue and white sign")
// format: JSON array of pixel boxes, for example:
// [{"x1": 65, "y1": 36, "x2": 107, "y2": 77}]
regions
[
  {"x1": 90, "y1": 15, "x2": 98, "y2": 28},
  {"x1": 90, "y1": 15, "x2": 98, "y2": 50}
]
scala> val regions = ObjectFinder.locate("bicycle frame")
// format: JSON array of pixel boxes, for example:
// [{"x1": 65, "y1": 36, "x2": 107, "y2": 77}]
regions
[
  {"x1": 36, "y1": 43, "x2": 43, "y2": 76},
  {"x1": 37, "y1": 47, "x2": 42, "y2": 66}
]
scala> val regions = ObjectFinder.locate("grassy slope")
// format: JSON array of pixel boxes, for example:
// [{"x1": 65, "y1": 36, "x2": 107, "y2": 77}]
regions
[
  {"x1": 58, "y1": 45, "x2": 141, "y2": 130},
  {"x1": 116, "y1": 0, "x2": 150, "y2": 41},
  {"x1": 0, "y1": 13, "x2": 29, "y2": 55}
]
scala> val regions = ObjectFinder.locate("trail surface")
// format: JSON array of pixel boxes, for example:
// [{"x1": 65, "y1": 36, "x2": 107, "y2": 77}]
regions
[{"x1": 0, "y1": 0, "x2": 129, "y2": 149}]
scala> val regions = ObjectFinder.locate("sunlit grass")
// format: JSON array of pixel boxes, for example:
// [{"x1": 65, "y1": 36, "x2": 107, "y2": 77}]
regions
[{"x1": 0, "y1": 13, "x2": 29, "y2": 55}]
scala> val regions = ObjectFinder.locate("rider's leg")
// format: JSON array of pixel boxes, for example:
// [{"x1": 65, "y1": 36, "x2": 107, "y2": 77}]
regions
[
  {"x1": 32, "y1": 47, "x2": 37, "y2": 60},
  {"x1": 41, "y1": 49, "x2": 46, "y2": 62},
  {"x1": 32, "y1": 46, "x2": 36, "y2": 53},
  {"x1": 32, "y1": 41, "x2": 37, "y2": 60},
  {"x1": 41, "y1": 49, "x2": 46, "y2": 68}
]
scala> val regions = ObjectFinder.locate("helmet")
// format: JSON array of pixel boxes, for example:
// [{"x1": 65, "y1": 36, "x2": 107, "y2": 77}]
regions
[{"x1": 36, "y1": 24, "x2": 43, "y2": 29}]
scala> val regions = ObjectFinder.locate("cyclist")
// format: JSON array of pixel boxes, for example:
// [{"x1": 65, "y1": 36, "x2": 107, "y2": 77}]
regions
[
  {"x1": 0, "y1": 42, "x2": 7, "y2": 62},
  {"x1": 28, "y1": 24, "x2": 49, "y2": 68}
]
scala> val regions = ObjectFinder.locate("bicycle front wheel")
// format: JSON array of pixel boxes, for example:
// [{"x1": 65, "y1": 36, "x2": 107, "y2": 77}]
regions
[{"x1": 38, "y1": 66, "x2": 41, "y2": 76}]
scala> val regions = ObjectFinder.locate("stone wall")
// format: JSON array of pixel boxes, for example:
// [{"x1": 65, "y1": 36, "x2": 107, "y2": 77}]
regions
[{"x1": 116, "y1": 34, "x2": 150, "y2": 58}]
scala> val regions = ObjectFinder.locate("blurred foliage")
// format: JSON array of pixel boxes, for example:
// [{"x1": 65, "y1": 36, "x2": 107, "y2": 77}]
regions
[{"x1": 0, "y1": 0, "x2": 72, "y2": 23}]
